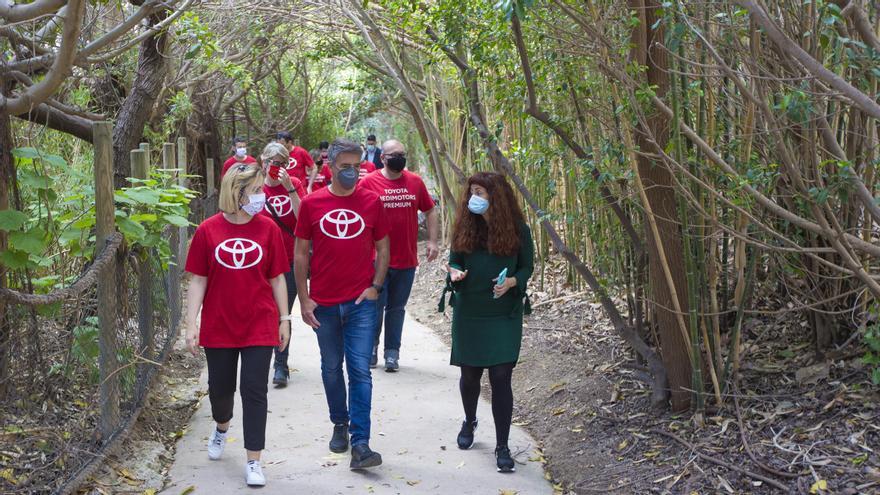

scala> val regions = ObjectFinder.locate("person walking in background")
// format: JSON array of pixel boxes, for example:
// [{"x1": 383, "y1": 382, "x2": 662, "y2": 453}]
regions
[
  {"x1": 308, "y1": 142, "x2": 332, "y2": 193},
  {"x1": 439, "y1": 171, "x2": 534, "y2": 473},
  {"x1": 184, "y1": 164, "x2": 292, "y2": 487},
  {"x1": 361, "y1": 139, "x2": 438, "y2": 371},
  {"x1": 259, "y1": 142, "x2": 306, "y2": 387},
  {"x1": 275, "y1": 131, "x2": 314, "y2": 185},
  {"x1": 221, "y1": 137, "x2": 258, "y2": 177},
  {"x1": 294, "y1": 138, "x2": 390, "y2": 469},
  {"x1": 362, "y1": 134, "x2": 382, "y2": 169}
]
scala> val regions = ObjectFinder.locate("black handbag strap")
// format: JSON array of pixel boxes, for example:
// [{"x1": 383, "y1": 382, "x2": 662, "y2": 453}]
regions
[{"x1": 265, "y1": 200, "x2": 297, "y2": 238}]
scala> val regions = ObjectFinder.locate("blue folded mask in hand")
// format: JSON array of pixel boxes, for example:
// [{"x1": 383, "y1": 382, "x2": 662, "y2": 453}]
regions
[{"x1": 493, "y1": 268, "x2": 507, "y2": 299}]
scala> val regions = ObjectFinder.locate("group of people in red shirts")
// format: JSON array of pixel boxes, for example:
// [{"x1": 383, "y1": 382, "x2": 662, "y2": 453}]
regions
[{"x1": 186, "y1": 134, "x2": 439, "y2": 486}]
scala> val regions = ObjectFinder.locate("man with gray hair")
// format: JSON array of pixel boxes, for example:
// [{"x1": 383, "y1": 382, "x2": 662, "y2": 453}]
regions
[{"x1": 294, "y1": 138, "x2": 390, "y2": 469}]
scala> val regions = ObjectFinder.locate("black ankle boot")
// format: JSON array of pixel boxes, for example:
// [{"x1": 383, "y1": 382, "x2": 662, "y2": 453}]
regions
[
  {"x1": 495, "y1": 446, "x2": 515, "y2": 473},
  {"x1": 329, "y1": 423, "x2": 349, "y2": 453},
  {"x1": 457, "y1": 419, "x2": 478, "y2": 449}
]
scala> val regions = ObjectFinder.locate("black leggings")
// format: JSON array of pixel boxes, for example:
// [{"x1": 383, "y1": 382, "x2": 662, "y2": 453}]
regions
[
  {"x1": 459, "y1": 363, "x2": 515, "y2": 448},
  {"x1": 205, "y1": 346, "x2": 273, "y2": 451},
  {"x1": 273, "y1": 266, "x2": 297, "y2": 369}
]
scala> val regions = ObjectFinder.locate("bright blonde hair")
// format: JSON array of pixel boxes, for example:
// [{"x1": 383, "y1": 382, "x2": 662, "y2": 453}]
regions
[{"x1": 218, "y1": 163, "x2": 264, "y2": 213}]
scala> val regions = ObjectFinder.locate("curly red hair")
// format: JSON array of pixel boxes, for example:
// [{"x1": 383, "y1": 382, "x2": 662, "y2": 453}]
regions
[{"x1": 451, "y1": 172, "x2": 525, "y2": 257}]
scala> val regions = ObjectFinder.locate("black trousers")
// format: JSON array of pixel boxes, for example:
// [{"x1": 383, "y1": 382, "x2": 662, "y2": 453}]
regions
[
  {"x1": 459, "y1": 362, "x2": 516, "y2": 448},
  {"x1": 205, "y1": 346, "x2": 273, "y2": 451}
]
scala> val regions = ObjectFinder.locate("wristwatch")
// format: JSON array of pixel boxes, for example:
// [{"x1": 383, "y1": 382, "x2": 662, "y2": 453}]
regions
[
  {"x1": 371, "y1": 283, "x2": 383, "y2": 294},
  {"x1": 287, "y1": 188, "x2": 297, "y2": 193}
]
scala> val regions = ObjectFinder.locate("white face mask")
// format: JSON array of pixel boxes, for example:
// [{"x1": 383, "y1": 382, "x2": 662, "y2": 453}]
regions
[
  {"x1": 241, "y1": 193, "x2": 266, "y2": 216},
  {"x1": 235, "y1": 147, "x2": 247, "y2": 158}
]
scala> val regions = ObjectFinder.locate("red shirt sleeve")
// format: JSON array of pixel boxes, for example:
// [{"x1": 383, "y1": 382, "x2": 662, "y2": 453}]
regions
[
  {"x1": 415, "y1": 177, "x2": 435, "y2": 212},
  {"x1": 294, "y1": 198, "x2": 312, "y2": 240},
  {"x1": 184, "y1": 225, "x2": 209, "y2": 276},
  {"x1": 267, "y1": 223, "x2": 289, "y2": 278}
]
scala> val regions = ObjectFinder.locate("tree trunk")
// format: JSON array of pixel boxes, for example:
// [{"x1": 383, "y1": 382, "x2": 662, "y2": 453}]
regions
[
  {"x1": 0, "y1": 104, "x2": 11, "y2": 401},
  {"x1": 629, "y1": 0, "x2": 693, "y2": 411},
  {"x1": 112, "y1": 13, "x2": 169, "y2": 188}
]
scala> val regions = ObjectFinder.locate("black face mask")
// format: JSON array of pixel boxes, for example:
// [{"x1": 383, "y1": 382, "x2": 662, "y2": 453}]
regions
[{"x1": 385, "y1": 155, "x2": 406, "y2": 172}]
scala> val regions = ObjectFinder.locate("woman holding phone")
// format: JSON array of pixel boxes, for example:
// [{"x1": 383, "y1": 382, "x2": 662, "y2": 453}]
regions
[
  {"x1": 259, "y1": 142, "x2": 306, "y2": 386},
  {"x1": 184, "y1": 164, "x2": 291, "y2": 487},
  {"x1": 440, "y1": 171, "x2": 534, "y2": 473}
]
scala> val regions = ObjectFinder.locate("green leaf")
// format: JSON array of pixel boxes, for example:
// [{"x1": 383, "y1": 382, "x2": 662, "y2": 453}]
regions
[
  {"x1": 0, "y1": 249, "x2": 29, "y2": 269},
  {"x1": 11, "y1": 147, "x2": 40, "y2": 159},
  {"x1": 162, "y1": 214, "x2": 190, "y2": 227},
  {"x1": 0, "y1": 209, "x2": 28, "y2": 231},
  {"x1": 116, "y1": 215, "x2": 146, "y2": 240},
  {"x1": 131, "y1": 213, "x2": 158, "y2": 223},
  {"x1": 123, "y1": 188, "x2": 162, "y2": 205},
  {"x1": 9, "y1": 229, "x2": 46, "y2": 255}
]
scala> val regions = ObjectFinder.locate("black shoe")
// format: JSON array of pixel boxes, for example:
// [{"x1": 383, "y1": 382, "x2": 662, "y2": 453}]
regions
[
  {"x1": 384, "y1": 349, "x2": 399, "y2": 372},
  {"x1": 272, "y1": 367, "x2": 288, "y2": 387},
  {"x1": 350, "y1": 444, "x2": 382, "y2": 469},
  {"x1": 369, "y1": 344, "x2": 378, "y2": 368},
  {"x1": 457, "y1": 419, "x2": 478, "y2": 449},
  {"x1": 495, "y1": 446, "x2": 515, "y2": 473},
  {"x1": 329, "y1": 423, "x2": 349, "y2": 453}
]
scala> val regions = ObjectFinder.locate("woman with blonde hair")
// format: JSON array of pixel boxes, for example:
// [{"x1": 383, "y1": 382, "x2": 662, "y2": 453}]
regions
[
  {"x1": 440, "y1": 171, "x2": 534, "y2": 473},
  {"x1": 184, "y1": 164, "x2": 291, "y2": 487}
]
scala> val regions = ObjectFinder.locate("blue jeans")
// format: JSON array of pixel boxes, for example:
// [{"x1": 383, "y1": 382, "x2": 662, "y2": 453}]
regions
[
  {"x1": 374, "y1": 267, "x2": 416, "y2": 353},
  {"x1": 314, "y1": 298, "x2": 377, "y2": 446}
]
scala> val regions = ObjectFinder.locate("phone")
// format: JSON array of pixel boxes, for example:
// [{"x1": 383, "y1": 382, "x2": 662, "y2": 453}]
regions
[{"x1": 494, "y1": 268, "x2": 508, "y2": 299}]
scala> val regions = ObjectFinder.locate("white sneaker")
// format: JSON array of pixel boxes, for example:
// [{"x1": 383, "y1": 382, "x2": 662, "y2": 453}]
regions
[
  {"x1": 245, "y1": 460, "x2": 266, "y2": 486},
  {"x1": 207, "y1": 428, "x2": 227, "y2": 460}
]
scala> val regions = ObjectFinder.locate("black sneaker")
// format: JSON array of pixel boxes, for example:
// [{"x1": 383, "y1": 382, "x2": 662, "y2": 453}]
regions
[
  {"x1": 370, "y1": 344, "x2": 378, "y2": 368},
  {"x1": 457, "y1": 420, "x2": 478, "y2": 449},
  {"x1": 350, "y1": 444, "x2": 382, "y2": 469},
  {"x1": 329, "y1": 423, "x2": 349, "y2": 453},
  {"x1": 495, "y1": 446, "x2": 515, "y2": 473},
  {"x1": 384, "y1": 349, "x2": 399, "y2": 372},
  {"x1": 272, "y1": 367, "x2": 289, "y2": 387}
]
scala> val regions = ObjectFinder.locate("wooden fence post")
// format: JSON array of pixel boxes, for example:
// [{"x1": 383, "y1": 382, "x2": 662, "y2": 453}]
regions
[
  {"x1": 162, "y1": 142, "x2": 182, "y2": 337},
  {"x1": 94, "y1": 122, "x2": 119, "y2": 443},
  {"x1": 131, "y1": 149, "x2": 154, "y2": 371},
  {"x1": 176, "y1": 137, "x2": 188, "y2": 268},
  {"x1": 206, "y1": 157, "x2": 216, "y2": 217}
]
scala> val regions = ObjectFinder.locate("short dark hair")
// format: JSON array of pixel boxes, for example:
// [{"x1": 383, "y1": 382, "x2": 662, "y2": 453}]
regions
[
  {"x1": 275, "y1": 131, "x2": 293, "y2": 142},
  {"x1": 366, "y1": 134, "x2": 377, "y2": 142},
  {"x1": 328, "y1": 138, "x2": 362, "y2": 165},
  {"x1": 232, "y1": 136, "x2": 246, "y2": 146},
  {"x1": 319, "y1": 141, "x2": 329, "y2": 150}
]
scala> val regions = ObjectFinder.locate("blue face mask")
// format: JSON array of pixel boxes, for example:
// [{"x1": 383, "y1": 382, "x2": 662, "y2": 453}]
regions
[
  {"x1": 366, "y1": 144, "x2": 376, "y2": 152},
  {"x1": 468, "y1": 194, "x2": 489, "y2": 215},
  {"x1": 336, "y1": 167, "x2": 359, "y2": 189}
]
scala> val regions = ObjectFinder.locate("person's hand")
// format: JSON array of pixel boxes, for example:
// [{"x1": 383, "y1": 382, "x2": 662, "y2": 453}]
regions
[
  {"x1": 356, "y1": 285, "x2": 380, "y2": 304},
  {"x1": 300, "y1": 296, "x2": 320, "y2": 329},
  {"x1": 445, "y1": 264, "x2": 468, "y2": 282},
  {"x1": 278, "y1": 320, "x2": 291, "y2": 352},
  {"x1": 426, "y1": 241, "x2": 440, "y2": 262},
  {"x1": 278, "y1": 167, "x2": 294, "y2": 190},
  {"x1": 493, "y1": 276, "x2": 517, "y2": 298},
  {"x1": 185, "y1": 324, "x2": 200, "y2": 356}
]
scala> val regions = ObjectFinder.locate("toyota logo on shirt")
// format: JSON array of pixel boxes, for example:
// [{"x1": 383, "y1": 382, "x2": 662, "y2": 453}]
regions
[
  {"x1": 287, "y1": 156, "x2": 298, "y2": 174},
  {"x1": 266, "y1": 195, "x2": 292, "y2": 217},
  {"x1": 214, "y1": 238, "x2": 263, "y2": 269},
  {"x1": 319, "y1": 209, "x2": 365, "y2": 240}
]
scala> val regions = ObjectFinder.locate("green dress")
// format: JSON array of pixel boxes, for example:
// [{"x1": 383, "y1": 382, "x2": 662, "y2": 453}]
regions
[{"x1": 439, "y1": 224, "x2": 534, "y2": 367}]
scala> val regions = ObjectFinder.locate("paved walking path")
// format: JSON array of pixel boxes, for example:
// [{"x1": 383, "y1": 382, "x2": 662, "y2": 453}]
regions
[{"x1": 162, "y1": 314, "x2": 554, "y2": 494}]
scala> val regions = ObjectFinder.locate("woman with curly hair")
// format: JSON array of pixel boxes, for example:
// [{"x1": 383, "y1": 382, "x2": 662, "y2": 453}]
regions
[{"x1": 440, "y1": 171, "x2": 534, "y2": 473}]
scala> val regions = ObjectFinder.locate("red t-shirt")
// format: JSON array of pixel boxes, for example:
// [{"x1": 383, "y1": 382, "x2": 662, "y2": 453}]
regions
[
  {"x1": 359, "y1": 161, "x2": 376, "y2": 181},
  {"x1": 360, "y1": 170, "x2": 435, "y2": 269},
  {"x1": 309, "y1": 164, "x2": 332, "y2": 192},
  {"x1": 287, "y1": 146, "x2": 314, "y2": 183},
  {"x1": 260, "y1": 180, "x2": 306, "y2": 264},
  {"x1": 222, "y1": 155, "x2": 258, "y2": 177},
  {"x1": 185, "y1": 214, "x2": 289, "y2": 348},
  {"x1": 294, "y1": 186, "x2": 389, "y2": 305}
]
